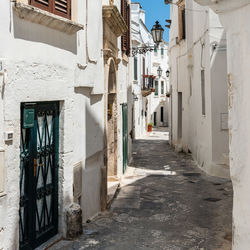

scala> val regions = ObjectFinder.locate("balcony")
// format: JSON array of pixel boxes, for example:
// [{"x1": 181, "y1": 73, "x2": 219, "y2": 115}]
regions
[{"x1": 141, "y1": 75, "x2": 156, "y2": 97}]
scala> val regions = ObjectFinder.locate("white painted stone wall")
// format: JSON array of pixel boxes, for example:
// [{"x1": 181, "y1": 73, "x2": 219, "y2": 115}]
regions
[
  {"x1": 193, "y1": 0, "x2": 250, "y2": 248},
  {"x1": 131, "y1": 3, "x2": 153, "y2": 138},
  {"x1": 169, "y1": 0, "x2": 229, "y2": 178},
  {"x1": 0, "y1": 0, "x2": 105, "y2": 249},
  {"x1": 148, "y1": 42, "x2": 169, "y2": 127}
]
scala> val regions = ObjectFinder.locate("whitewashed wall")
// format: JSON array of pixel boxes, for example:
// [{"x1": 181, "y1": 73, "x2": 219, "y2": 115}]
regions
[
  {"x1": 148, "y1": 42, "x2": 169, "y2": 127},
  {"x1": 193, "y1": 0, "x2": 250, "y2": 248},
  {"x1": 131, "y1": 3, "x2": 153, "y2": 138},
  {"x1": 0, "y1": 0, "x2": 104, "y2": 249},
  {"x1": 169, "y1": 0, "x2": 229, "y2": 177}
]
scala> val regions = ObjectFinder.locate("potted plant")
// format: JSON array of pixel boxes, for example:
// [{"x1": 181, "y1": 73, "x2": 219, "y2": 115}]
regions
[{"x1": 148, "y1": 123, "x2": 153, "y2": 132}]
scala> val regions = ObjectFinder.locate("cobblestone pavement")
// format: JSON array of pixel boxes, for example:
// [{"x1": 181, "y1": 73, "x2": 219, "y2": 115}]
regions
[{"x1": 51, "y1": 129, "x2": 232, "y2": 250}]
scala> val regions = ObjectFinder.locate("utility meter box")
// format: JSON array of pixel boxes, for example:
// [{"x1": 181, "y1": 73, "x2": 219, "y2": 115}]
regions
[{"x1": 0, "y1": 149, "x2": 5, "y2": 196}]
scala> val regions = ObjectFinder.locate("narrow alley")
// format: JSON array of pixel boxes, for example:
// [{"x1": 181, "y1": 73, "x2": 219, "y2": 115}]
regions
[{"x1": 50, "y1": 129, "x2": 232, "y2": 250}]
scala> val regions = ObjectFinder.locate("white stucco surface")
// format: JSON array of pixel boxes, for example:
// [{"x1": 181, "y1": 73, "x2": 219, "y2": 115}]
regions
[
  {"x1": 169, "y1": 0, "x2": 229, "y2": 178},
  {"x1": 0, "y1": 0, "x2": 106, "y2": 249}
]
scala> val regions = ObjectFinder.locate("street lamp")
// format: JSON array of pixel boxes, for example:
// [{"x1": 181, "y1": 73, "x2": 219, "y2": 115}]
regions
[
  {"x1": 151, "y1": 21, "x2": 164, "y2": 45},
  {"x1": 157, "y1": 66, "x2": 163, "y2": 78},
  {"x1": 132, "y1": 21, "x2": 164, "y2": 56}
]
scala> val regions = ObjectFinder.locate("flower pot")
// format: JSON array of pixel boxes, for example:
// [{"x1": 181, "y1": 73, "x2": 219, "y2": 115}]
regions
[{"x1": 148, "y1": 124, "x2": 153, "y2": 132}]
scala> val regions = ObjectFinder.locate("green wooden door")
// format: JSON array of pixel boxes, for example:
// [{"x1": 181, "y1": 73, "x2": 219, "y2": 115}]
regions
[
  {"x1": 122, "y1": 103, "x2": 128, "y2": 173},
  {"x1": 20, "y1": 102, "x2": 59, "y2": 250}
]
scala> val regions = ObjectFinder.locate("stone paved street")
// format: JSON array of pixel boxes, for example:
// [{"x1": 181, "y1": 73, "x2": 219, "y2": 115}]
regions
[{"x1": 51, "y1": 129, "x2": 232, "y2": 250}]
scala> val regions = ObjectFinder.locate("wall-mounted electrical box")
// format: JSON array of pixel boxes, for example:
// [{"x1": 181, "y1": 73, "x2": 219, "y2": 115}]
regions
[
  {"x1": 0, "y1": 149, "x2": 5, "y2": 196},
  {"x1": 4, "y1": 131, "x2": 13, "y2": 142}
]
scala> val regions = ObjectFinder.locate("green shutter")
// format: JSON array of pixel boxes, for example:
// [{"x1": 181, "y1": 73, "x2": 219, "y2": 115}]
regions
[
  {"x1": 134, "y1": 57, "x2": 138, "y2": 80},
  {"x1": 155, "y1": 81, "x2": 158, "y2": 96}
]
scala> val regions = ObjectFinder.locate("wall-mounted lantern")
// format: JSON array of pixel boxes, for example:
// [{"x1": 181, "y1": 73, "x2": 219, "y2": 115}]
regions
[
  {"x1": 151, "y1": 21, "x2": 164, "y2": 46},
  {"x1": 157, "y1": 66, "x2": 163, "y2": 78},
  {"x1": 132, "y1": 21, "x2": 164, "y2": 57}
]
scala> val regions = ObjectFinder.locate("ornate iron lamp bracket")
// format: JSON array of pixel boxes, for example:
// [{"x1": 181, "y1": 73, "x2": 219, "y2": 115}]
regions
[{"x1": 132, "y1": 47, "x2": 155, "y2": 57}]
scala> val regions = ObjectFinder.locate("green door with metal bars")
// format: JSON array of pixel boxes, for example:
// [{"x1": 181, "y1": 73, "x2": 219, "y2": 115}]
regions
[
  {"x1": 19, "y1": 102, "x2": 59, "y2": 250},
  {"x1": 122, "y1": 103, "x2": 128, "y2": 173}
]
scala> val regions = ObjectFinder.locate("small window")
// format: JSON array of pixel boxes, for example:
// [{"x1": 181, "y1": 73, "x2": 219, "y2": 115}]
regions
[
  {"x1": 161, "y1": 48, "x2": 164, "y2": 56},
  {"x1": 154, "y1": 45, "x2": 158, "y2": 53},
  {"x1": 178, "y1": 2, "x2": 186, "y2": 40},
  {"x1": 161, "y1": 81, "x2": 164, "y2": 95},
  {"x1": 201, "y1": 69, "x2": 206, "y2": 115},
  {"x1": 143, "y1": 57, "x2": 145, "y2": 88},
  {"x1": 161, "y1": 107, "x2": 164, "y2": 122},
  {"x1": 134, "y1": 57, "x2": 138, "y2": 80},
  {"x1": 155, "y1": 81, "x2": 158, "y2": 96},
  {"x1": 30, "y1": 0, "x2": 71, "y2": 19}
]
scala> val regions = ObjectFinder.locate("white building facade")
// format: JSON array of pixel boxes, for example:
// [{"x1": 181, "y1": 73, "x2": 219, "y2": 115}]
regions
[
  {"x1": 148, "y1": 41, "x2": 170, "y2": 128},
  {"x1": 0, "y1": 0, "x2": 131, "y2": 249},
  {"x1": 131, "y1": 3, "x2": 169, "y2": 138},
  {"x1": 168, "y1": 0, "x2": 229, "y2": 178},
  {"x1": 193, "y1": 0, "x2": 250, "y2": 249}
]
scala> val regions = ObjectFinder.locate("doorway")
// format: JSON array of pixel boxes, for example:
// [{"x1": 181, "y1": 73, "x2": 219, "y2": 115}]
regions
[
  {"x1": 154, "y1": 112, "x2": 157, "y2": 127},
  {"x1": 19, "y1": 102, "x2": 59, "y2": 250},
  {"x1": 122, "y1": 103, "x2": 128, "y2": 173},
  {"x1": 107, "y1": 61, "x2": 117, "y2": 177},
  {"x1": 178, "y1": 92, "x2": 182, "y2": 139}
]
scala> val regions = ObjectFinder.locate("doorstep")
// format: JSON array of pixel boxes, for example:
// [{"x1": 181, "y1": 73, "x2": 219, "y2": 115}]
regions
[
  {"x1": 35, "y1": 234, "x2": 63, "y2": 250},
  {"x1": 107, "y1": 178, "x2": 120, "y2": 207}
]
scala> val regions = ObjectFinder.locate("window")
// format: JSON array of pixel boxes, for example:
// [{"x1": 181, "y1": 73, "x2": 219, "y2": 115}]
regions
[
  {"x1": 30, "y1": 0, "x2": 71, "y2": 19},
  {"x1": 121, "y1": 0, "x2": 130, "y2": 56},
  {"x1": 155, "y1": 81, "x2": 158, "y2": 96},
  {"x1": 161, "y1": 81, "x2": 164, "y2": 95},
  {"x1": 143, "y1": 57, "x2": 145, "y2": 89},
  {"x1": 161, "y1": 48, "x2": 164, "y2": 56},
  {"x1": 161, "y1": 107, "x2": 164, "y2": 122},
  {"x1": 134, "y1": 57, "x2": 138, "y2": 80},
  {"x1": 154, "y1": 45, "x2": 158, "y2": 53},
  {"x1": 201, "y1": 69, "x2": 206, "y2": 115},
  {"x1": 178, "y1": 1, "x2": 186, "y2": 40}
]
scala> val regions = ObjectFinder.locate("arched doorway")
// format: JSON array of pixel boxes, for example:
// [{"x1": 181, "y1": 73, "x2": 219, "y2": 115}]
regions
[{"x1": 107, "y1": 60, "x2": 117, "y2": 177}]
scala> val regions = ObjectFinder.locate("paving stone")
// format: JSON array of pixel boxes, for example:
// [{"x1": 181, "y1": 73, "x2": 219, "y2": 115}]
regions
[{"x1": 50, "y1": 129, "x2": 233, "y2": 250}]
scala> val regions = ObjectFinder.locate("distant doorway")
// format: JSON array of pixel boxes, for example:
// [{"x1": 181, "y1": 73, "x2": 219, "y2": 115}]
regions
[
  {"x1": 178, "y1": 92, "x2": 182, "y2": 139},
  {"x1": 154, "y1": 112, "x2": 157, "y2": 126},
  {"x1": 161, "y1": 107, "x2": 164, "y2": 123},
  {"x1": 107, "y1": 60, "x2": 117, "y2": 177}
]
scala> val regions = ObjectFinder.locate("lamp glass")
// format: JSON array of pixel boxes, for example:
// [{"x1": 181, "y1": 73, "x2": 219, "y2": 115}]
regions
[
  {"x1": 157, "y1": 66, "x2": 162, "y2": 78},
  {"x1": 151, "y1": 21, "x2": 164, "y2": 45}
]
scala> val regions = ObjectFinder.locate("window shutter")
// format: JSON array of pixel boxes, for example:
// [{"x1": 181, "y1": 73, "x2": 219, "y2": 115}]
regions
[
  {"x1": 134, "y1": 57, "x2": 138, "y2": 80},
  {"x1": 30, "y1": 0, "x2": 51, "y2": 12},
  {"x1": 53, "y1": 0, "x2": 71, "y2": 19},
  {"x1": 155, "y1": 81, "x2": 159, "y2": 96},
  {"x1": 121, "y1": 0, "x2": 130, "y2": 56},
  {"x1": 30, "y1": 0, "x2": 71, "y2": 19},
  {"x1": 126, "y1": 3, "x2": 130, "y2": 56}
]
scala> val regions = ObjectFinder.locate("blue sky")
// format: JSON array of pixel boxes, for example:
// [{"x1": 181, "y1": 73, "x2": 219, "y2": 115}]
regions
[{"x1": 131, "y1": 0, "x2": 170, "y2": 42}]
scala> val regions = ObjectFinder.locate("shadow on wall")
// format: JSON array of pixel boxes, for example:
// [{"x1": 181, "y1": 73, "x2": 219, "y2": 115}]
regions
[
  {"x1": 12, "y1": 12, "x2": 77, "y2": 54},
  {"x1": 74, "y1": 87, "x2": 105, "y2": 221}
]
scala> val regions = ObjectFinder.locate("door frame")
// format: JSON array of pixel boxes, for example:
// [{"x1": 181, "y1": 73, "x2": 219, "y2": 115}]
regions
[{"x1": 19, "y1": 101, "x2": 59, "y2": 250}]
